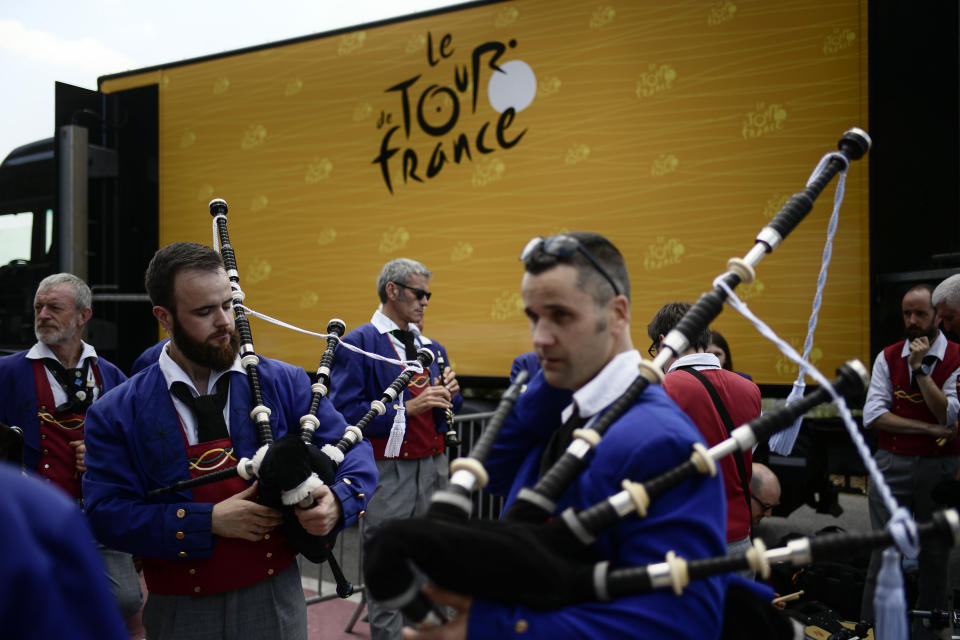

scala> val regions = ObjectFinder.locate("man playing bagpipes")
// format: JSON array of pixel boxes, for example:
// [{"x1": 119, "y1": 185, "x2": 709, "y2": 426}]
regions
[
  {"x1": 82, "y1": 242, "x2": 378, "y2": 640},
  {"x1": 331, "y1": 257, "x2": 463, "y2": 640},
  {"x1": 403, "y1": 232, "x2": 731, "y2": 639}
]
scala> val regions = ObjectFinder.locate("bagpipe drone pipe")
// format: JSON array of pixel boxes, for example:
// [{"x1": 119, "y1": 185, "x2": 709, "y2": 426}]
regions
[{"x1": 364, "y1": 128, "x2": 879, "y2": 623}]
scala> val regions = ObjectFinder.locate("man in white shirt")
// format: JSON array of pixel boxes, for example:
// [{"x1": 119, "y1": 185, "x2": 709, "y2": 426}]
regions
[
  {"x1": 0, "y1": 273, "x2": 142, "y2": 629},
  {"x1": 859, "y1": 283, "x2": 960, "y2": 627}
]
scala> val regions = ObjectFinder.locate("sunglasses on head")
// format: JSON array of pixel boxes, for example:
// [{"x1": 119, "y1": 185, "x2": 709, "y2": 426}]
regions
[
  {"x1": 520, "y1": 234, "x2": 622, "y2": 297},
  {"x1": 392, "y1": 282, "x2": 432, "y2": 301}
]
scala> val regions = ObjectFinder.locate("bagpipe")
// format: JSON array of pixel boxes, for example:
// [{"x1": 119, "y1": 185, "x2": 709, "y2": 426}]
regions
[
  {"x1": 147, "y1": 199, "x2": 430, "y2": 594},
  {"x1": 362, "y1": 128, "x2": 958, "y2": 637}
]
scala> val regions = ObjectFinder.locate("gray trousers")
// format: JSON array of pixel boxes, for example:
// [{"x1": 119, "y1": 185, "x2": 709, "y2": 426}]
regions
[
  {"x1": 860, "y1": 449, "x2": 959, "y2": 623},
  {"x1": 98, "y1": 543, "x2": 143, "y2": 618},
  {"x1": 364, "y1": 454, "x2": 449, "y2": 640},
  {"x1": 143, "y1": 562, "x2": 306, "y2": 640},
  {"x1": 728, "y1": 536, "x2": 755, "y2": 580}
]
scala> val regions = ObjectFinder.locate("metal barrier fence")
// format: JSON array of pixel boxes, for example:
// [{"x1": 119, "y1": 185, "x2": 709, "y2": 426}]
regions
[
  {"x1": 450, "y1": 411, "x2": 505, "y2": 520},
  {"x1": 302, "y1": 411, "x2": 503, "y2": 630}
]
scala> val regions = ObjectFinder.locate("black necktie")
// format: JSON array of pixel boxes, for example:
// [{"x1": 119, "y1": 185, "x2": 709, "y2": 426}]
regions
[
  {"x1": 42, "y1": 358, "x2": 94, "y2": 413},
  {"x1": 170, "y1": 376, "x2": 231, "y2": 442},
  {"x1": 391, "y1": 329, "x2": 418, "y2": 360},
  {"x1": 539, "y1": 409, "x2": 588, "y2": 477}
]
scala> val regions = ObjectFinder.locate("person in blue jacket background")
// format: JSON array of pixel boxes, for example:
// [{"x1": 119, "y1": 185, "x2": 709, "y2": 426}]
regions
[
  {"x1": 0, "y1": 462, "x2": 128, "y2": 640},
  {"x1": 331, "y1": 257, "x2": 463, "y2": 640},
  {"x1": 0, "y1": 272, "x2": 142, "y2": 627}
]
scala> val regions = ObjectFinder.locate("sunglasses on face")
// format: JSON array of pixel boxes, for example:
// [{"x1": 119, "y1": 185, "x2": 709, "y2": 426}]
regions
[
  {"x1": 393, "y1": 282, "x2": 432, "y2": 301},
  {"x1": 520, "y1": 234, "x2": 622, "y2": 297}
]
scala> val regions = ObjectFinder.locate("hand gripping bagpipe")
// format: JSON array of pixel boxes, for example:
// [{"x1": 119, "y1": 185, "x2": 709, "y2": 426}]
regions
[
  {"x1": 147, "y1": 199, "x2": 432, "y2": 595},
  {"x1": 362, "y1": 128, "x2": 960, "y2": 628}
]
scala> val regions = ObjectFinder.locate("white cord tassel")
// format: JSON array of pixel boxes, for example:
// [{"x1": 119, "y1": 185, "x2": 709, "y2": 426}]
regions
[
  {"x1": 769, "y1": 152, "x2": 848, "y2": 455},
  {"x1": 384, "y1": 401, "x2": 406, "y2": 458},
  {"x1": 874, "y1": 547, "x2": 908, "y2": 640}
]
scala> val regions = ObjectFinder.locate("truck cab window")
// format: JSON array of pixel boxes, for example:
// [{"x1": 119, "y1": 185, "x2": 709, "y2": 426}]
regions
[{"x1": 0, "y1": 211, "x2": 34, "y2": 265}]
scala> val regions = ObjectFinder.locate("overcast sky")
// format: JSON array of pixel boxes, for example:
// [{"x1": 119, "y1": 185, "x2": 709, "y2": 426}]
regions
[{"x1": 0, "y1": 0, "x2": 466, "y2": 163}]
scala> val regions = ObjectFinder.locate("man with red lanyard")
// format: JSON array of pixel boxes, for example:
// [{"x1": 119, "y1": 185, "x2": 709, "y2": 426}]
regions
[
  {"x1": 331, "y1": 257, "x2": 462, "y2": 640},
  {"x1": 0, "y1": 272, "x2": 142, "y2": 625},
  {"x1": 860, "y1": 284, "x2": 960, "y2": 634},
  {"x1": 83, "y1": 242, "x2": 377, "y2": 640}
]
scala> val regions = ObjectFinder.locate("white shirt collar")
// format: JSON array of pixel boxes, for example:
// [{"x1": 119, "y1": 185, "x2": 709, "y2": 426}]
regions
[
  {"x1": 371, "y1": 308, "x2": 419, "y2": 336},
  {"x1": 899, "y1": 331, "x2": 949, "y2": 361},
  {"x1": 157, "y1": 341, "x2": 244, "y2": 395},
  {"x1": 667, "y1": 352, "x2": 722, "y2": 373},
  {"x1": 563, "y1": 350, "x2": 641, "y2": 422},
  {"x1": 26, "y1": 340, "x2": 99, "y2": 366}
]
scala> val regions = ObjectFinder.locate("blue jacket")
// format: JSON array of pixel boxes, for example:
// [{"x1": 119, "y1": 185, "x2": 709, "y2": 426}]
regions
[
  {"x1": 0, "y1": 349, "x2": 127, "y2": 472},
  {"x1": 509, "y1": 352, "x2": 540, "y2": 384},
  {"x1": 82, "y1": 357, "x2": 377, "y2": 561},
  {"x1": 473, "y1": 373, "x2": 728, "y2": 640},
  {"x1": 0, "y1": 463, "x2": 127, "y2": 640},
  {"x1": 330, "y1": 323, "x2": 463, "y2": 440},
  {"x1": 130, "y1": 338, "x2": 168, "y2": 375}
]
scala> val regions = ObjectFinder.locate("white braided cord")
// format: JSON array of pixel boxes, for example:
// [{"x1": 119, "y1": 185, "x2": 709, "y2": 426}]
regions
[
  {"x1": 238, "y1": 304, "x2": 424, "y2": 374},
  {"x1": 715, "y1": 279, "x2": 915, "y2": 557},
  {"x1": 769, "y1": 152, "x2": 848, "y2": 455}
]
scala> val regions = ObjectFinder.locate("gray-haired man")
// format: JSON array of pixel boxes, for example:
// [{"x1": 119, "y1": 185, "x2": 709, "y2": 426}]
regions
[
  {"x1": 331, "y1": 258, "x2": 463, "y2": 640},
  {"x1": 0, "y1": 273, "x2": 143, "y2": 627}
]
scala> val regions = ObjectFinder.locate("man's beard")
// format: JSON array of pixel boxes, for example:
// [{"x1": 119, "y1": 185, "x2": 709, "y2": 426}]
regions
[
  {"x1": 35, "y1": 322, "x2": 78, "y2": 346},
  {"x1": 172, "y1": 320, "x2": 239, "y2": 371},
  {"x1": 905, "y1": 323, "x2": 938, "y2": 342}
]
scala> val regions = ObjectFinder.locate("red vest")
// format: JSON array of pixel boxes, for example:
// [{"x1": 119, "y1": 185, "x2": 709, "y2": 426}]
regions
[
  {"x1": 878, "y1": 339, "x2": 960, "y2": 456},
  {"x1": 369, "y1": 369, "x2": 445, "y2": 460},
  {"x1": 663, "y1": 367, "x2": 761, "y2": 542},
  {"x1": 142, "y1": 430, "x2": 297, "y2": 596},
  {"x1": 31, "y1": 359, "x2": 102, "y2": 498}
]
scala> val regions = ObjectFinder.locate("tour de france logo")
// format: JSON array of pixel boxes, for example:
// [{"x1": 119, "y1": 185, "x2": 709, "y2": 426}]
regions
[{"x1": 373, "y1": 31, "x2": 535, "y2": 193}]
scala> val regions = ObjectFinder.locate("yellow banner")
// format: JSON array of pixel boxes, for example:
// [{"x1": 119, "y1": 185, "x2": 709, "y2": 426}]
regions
[{"x1": 102, "y1": 0, "x2": 869, "y2": 382}]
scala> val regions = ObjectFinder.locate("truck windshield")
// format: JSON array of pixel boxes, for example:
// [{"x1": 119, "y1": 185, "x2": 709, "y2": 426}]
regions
[{"x1": 0, "y1": 209, "x2": 52, "y2": 266}]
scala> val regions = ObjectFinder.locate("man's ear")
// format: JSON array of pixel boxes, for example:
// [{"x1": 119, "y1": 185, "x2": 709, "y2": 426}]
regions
[
  {"x1": 153, "y1": 306, "x2": 174, "y2": 334},
  {"x1": 76, "y1": 306, "x2": 93, "y2": 329},
  {"x1": 385, "y1": 282, "x2": 399, "y2": 302},
  {"x1": 609, "y1": 295, "x2": 631, "y2": 334}
]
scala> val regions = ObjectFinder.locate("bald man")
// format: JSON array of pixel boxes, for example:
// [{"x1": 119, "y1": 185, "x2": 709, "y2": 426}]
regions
[{"x1": 750, "y1": 462, "x2": 781, "y2": 524}]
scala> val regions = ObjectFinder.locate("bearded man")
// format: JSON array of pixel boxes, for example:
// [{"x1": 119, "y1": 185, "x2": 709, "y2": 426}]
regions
[
  {"x1": 859, "y1": 284, "x2": 960, "y2": 631},
  {"x1": 0, "y1": 273, "x2": 142, "y2": 626},
  {"x1": 82, "y1": 242, "x2": 377, "y2": 640}
]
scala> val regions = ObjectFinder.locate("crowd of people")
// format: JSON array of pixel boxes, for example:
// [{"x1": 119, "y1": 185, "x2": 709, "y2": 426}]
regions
[{"x1": 3, "y1": 232, "x2": 960, "y2": 639}]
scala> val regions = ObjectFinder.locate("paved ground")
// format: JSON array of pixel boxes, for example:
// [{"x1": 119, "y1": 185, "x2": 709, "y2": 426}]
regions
[{"x1": 301, "y1": 525, "x2": 370, "y2": 640}]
